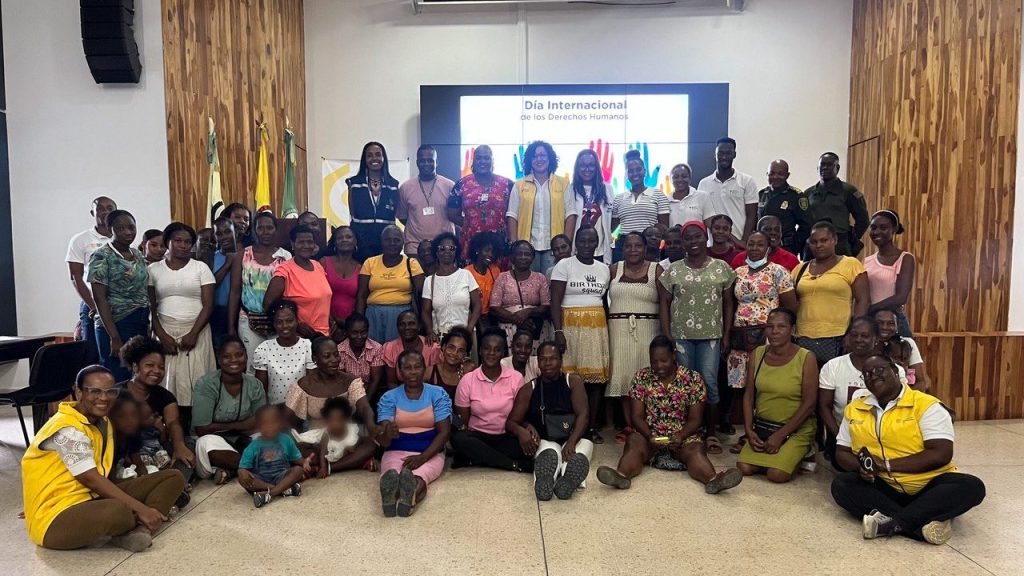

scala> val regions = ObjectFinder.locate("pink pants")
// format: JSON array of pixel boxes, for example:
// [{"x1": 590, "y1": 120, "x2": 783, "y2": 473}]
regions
[{"x1": 380, "y1": 450, "x2": 446, "y2": 485}]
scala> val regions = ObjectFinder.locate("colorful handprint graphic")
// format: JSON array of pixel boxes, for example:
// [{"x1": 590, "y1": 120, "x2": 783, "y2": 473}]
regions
[
  {"x1": 627, "y1": 142, "x2": 661, "y2": 190},
  {"x1": 588, "y1": 139, "x2": 616, "y2": 183},
  {"x1": 461, "y1": 147, "x2": 476, "y2": 178},
  {"x1": 512, "y1": 144, "x2": 527, "y2": 179}
]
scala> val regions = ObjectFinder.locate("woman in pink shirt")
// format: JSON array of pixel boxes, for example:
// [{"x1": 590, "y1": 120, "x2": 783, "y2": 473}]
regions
[
  {"x1": 382, "y1": 310, "x2": 441, "y2": 387},
  {"x1": 450, "y1": 328, "x2": 530, "y2": 472},
  {"x1": 320, "y1": 226, "x2": 360, "y2": 332},
  {"x1": 264, "y1": 225, "x2": 333, "y2": 338},
  {"x1": 864, "y1": 210, "x2": 916, "y2": 337}
]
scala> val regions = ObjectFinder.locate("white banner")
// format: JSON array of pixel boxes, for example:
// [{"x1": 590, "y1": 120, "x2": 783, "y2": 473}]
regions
[{"x1": 321, "y1": 157, "x2": 410, "y2": 227}]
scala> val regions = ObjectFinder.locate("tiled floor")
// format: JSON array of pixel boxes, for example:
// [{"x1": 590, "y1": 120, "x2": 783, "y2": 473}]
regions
[{"x1": 0, "y1": 407, "x2": 1019, "y2": 576}]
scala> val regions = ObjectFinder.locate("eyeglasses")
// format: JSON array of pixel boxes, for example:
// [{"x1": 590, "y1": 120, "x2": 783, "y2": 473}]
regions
[
  {"x1": 81, "y1": 386, "x2": 120, "y2": 399},
  {"x1": 437, "y1": 245, "x2": 457, "y2": 253},
  {"x1": 444, "y1": 343, "x2": 467, "y2": 355},
  {"x1": 862, "y1": 366, "x2": 893, "y2": 379}
]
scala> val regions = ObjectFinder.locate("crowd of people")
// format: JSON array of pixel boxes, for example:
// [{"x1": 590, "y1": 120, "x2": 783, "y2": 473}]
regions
[{"x1": 21, "y1": 137, "x2": 984, "y2": 552}]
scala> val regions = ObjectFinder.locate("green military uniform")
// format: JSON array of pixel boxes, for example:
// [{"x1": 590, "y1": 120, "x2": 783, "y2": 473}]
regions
[
  {"x1": 757, "y1": 184, "x2": 814, "y2": 256},
  {"x1": 804, "y1": 178, "x2": 870, "y2": 256}
]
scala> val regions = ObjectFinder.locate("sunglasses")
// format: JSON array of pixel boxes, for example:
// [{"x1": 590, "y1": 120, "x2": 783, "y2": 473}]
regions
[
  {"x1": 437, "y1": 245, "x2": 458, "y2": 253},
  {"x1": 862, "y1": 366, "x2": 894, "y2": 379}
]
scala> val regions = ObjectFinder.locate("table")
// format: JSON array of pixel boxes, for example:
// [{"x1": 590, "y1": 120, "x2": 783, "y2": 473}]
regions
[{"x1": 0, "y1": 334, "x2": 59, "y2": 436}]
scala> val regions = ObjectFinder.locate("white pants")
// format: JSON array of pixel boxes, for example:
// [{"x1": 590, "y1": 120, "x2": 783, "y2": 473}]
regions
[
  {"x1": 238, "y1": 311, "x2": 272, "y2": 374},
  {"x1": 194, "y1": 434, "x2": 238, "y2": 479},
  {"x1": 535, "y1": 438, "x2": 594, "y2": 489}
]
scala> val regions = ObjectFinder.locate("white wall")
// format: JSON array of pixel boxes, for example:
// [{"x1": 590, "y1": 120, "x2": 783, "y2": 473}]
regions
[
  {"x1": 304, "y1": 0, "x2": 853, "y2": 210},
  {"x1": 3, "y1": 1, "x2": 170, "y2": 338}
]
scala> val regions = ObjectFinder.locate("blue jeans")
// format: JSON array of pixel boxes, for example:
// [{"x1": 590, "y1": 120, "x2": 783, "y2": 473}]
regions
[
  {"x1": 79, "y1": 301, "x2": 95, "y2": 346},
  {"x1": 896, "y1": 310, "x2": 913, "y2": 339},
  {"x1": 675, "y1": 338, "x2": 720, "y2": 404},
  {"x1": 95, "y1": 307, "x2": 150, "y2": 382},
  {"x1": 530, "y1": 250, "x2": 556, "y2": 276}
]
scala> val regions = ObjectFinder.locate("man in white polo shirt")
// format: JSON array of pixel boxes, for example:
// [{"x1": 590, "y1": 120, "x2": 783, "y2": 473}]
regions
[
  {"x1": 66, "y1": 196, "x2": 116, "y2": 344},
  {"x1": 698, "y1": 137, "x2": 758, "y2": 249}
]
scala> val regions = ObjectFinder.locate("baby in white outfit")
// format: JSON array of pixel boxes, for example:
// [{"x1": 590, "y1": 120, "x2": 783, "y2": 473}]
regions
[{"x1": 291, "y1": 397, "x2": 360, "y2": 476}]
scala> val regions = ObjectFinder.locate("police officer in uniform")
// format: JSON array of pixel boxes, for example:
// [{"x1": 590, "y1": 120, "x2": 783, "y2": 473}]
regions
[
  {"x1": 804, "y1": 152, "x2": 870, "y2": 256},
  {"x1": 758, "y1": 159, "x2": 814, "y2": 256}
]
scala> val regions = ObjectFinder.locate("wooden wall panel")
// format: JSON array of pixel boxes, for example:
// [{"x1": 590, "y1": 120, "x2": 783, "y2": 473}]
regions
[
  {"x1": 162, "y1": 0, "x2": 307, "y2": 227},
  {"x1": 917, "y1": 333, "x2": 1024, "y2": 420}
]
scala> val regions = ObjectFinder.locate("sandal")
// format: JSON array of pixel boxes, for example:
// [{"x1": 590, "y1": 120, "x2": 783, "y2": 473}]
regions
[
  {"x1": 213, "y1": 468, "x2": 234, "y2": 485},
  {"x1": 614, "y1": 427, "x2": 634, "y2": 444},
  {"x1": 705, "y1": 435, "x2": 723, "y2": 455},
  {"x1": 730, "y1": 434, "x2": 747, "y2": 454},
  {"x1": 363, "y1": 457, "x2": 379, "y2": 472},
  {"x1": 589, "y1": 429, "x2": 605, "y2": 445}
]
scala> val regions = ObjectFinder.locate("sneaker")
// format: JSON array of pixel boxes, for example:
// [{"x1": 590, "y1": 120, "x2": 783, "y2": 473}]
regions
[
  {"x1": 799, "y1": 447, "x2": 818, "y2": 473},
  {"x1": 533, "y1": 450, "x2": 559, "y2": 501},
  {"x1": 110, "y1": 526, "x2": 152, "y2": 552},
  {"x1": 596, "y1": 466, "x2": 631, "y2": 490},
  {"x1": 397, "y1": 468, "x2": 418, "y2": 518},
  {"x1": 554, "y1": 453, "x2": 590, "y2": 500},
  {"x1": 252, "y1": 490, "x2": 271, "y2": 509},
  {"x1": 705, "y1": 468, "x2": 743, "y2": 495},
  {"x1": 167, "y1": 505, "x2": 180, "y2": 519},
  {"x1": 862, "y1": 509, "x2": 896, "y2": 539},
  {"x1": 379, "y1": 470, "x2": 399, "y2": 518},
  {"x1": 921, "y1": 519, "x2": 952, "y2": 545},
  {"x1": 283, "y1": 482, "x2": 301, "y2": 497},
  {"x1": 174, "y1": 491, "x2": 191, "y2": 510}
]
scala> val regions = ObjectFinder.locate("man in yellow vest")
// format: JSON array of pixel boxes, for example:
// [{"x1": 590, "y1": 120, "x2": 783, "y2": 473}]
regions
[
  {"x1": 21, "y1": 365, "x2": 185, "y2": 550},
  {"x1": 506, "y1": 141, "x2": 568, "y2": 275},
  {"x1": 830, "y1": 354, "x2": 985, "y2": 545}
]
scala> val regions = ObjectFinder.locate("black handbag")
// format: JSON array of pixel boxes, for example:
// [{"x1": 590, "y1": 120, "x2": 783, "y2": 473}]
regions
[
  {"x1": 751, "y1": 350, "x2": 790, "y2": 442},
  {"x1": 539, "y1": 377, "x2": 574, "y2": 443},
  {"x1": 730, "y1": 324, "x2": 767, "y2": 352}
]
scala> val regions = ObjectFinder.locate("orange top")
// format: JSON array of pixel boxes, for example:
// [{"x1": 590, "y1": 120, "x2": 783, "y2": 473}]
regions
[
  {"x1": 273, "y1": 259, "x2": 332, "y2": 335},
  {"x1": 465, "y1": 264, "x2": 501, "y2": 314}
]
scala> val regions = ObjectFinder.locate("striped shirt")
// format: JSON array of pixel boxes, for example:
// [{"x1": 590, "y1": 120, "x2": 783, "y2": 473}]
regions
[{"x1": 611, "y1": 189, "x2": 670, "y2": 233}]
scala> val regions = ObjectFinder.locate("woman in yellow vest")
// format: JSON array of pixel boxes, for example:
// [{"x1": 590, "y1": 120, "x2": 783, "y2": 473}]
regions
[
  {"x1": 831, "y1": 354, "x2": 985, "y2": 545},
  {"x1": 21, "y1": 365, "x2": 185, "y2": 551},
  {"x1": 505, "y1": 141, "x2": 568, "y2": 275}
]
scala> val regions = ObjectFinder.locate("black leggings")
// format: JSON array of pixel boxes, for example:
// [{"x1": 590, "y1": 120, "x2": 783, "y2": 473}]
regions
[
  {"x1": 830, "y1": 471, "x2": 985, "y2": 539},
  {"x1": 451, "y1": 430, "x2": 532, "y2": 472}
]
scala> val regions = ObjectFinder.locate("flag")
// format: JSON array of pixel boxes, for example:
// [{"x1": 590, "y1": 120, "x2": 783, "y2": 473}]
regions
[
  {"x1": 254, "y1": 122, "x2": 271, "y2": 213},
  {"x1": 281, "y1": 124, "x2": 298, "y2": 218},
  {"x1": 206, "y1": 117, "x2": 224, "y2": 226}
]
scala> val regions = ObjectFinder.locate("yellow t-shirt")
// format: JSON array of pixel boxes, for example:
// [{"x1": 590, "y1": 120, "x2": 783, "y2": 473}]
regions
[
  {"x1": 361, "y1": 255, "x2": 423, "y2": 306},
  {"x1": 792, "y1": 256, "x2": 865, "y2": 338}
]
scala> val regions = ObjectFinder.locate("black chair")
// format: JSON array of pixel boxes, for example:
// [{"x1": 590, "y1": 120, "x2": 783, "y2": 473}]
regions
[{"x1": 0, "y1": 341, "x2": 92, "y2": 446}]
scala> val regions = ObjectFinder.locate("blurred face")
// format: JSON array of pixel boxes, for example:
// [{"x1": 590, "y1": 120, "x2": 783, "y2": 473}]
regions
[
  {"x1": 273, "y1": 307, "x2": 298, "y2": 339},
  {"x1": 710, "y1": 219, "x2": 732, "y2": 244},
  {"x1": 144, "y1": 235, "x2": 166, "y2": 261},
  {"x1": 479, "y1": 336, "x2": 505, "y2": 368},
  {"x1": 113, "y1": 401, "x2": 141, "y2": 435},
  {"x1": 767, "y1": 162, "x2": 790, "y2": 189},
  {"x1": 314, "y1": 341, "x2": 342, "y2": 375},
  {"x1": 299, "y1": 213, "x2": 319, "y2": 230},
  {"x1": 133, "y1": 352, "x2": 166, "y2": 386},
  {"x1": 324, "y1": 409, "x2": 350, "y2": 438},
  {"x1": 230, "y1": 208, "x2": 250, "y2": 235},
  {"x1": 219, "y1": 342, "x2": 247, "y2": 376},
  {"x1": 442, "y1": 335, "x2": 468, "y2": 367},
  {"x1": 551, "y1": 238, "x2": 571, "y2": 261},
  {"x1": 671, "y1": 165, "x2": 691, "y2": 193},
  {"x1": 512, "y1": 243, "x2": 535, "y2": 271},
  {"x1": 77, "y1": 372, "x2": 119, "y2": 419},
  {"x1": 364, "y1": 145, "x2": 384, "y2": 171},
  {"x1": 537, "y1": 346, "x2": 562, "y2": 380},
  {"x1": 649, "y1": 346, "x2": 677, "y2": 381},
  {"x1": 111, "y1": 215, "x2": 137, "y2": 246},
  {"x1": 436, "y1": 238, "x2": 458, "y2": 266},
  {"x1": 472, "y1": 146, "x2": 493, "y2": 175},
  {"x1": 765, "y1": 312, "x2": 794, "y2": 347},
  {"x1": 397, "y1": 312, "x2": 420, "y2": 341},
  {"x1": 195, "y1": 229, "x2": 214, "y2": 260},
  {"x1": 417, "y1": 148, "x2": 437, "y2": 179},
  {"x1": 808, "y1": 227, "x2": 837, "y2": 259},
  {"x1": 874, "y1": 311, "x2": 898, "y2": 341},
  {"x1": 417, "y1": 240, "x2": 434, "y2": 266},
  {"x1": 716, "y1": 143, "x2": 736, "y2": 171},
  {"x1": 576, "y1": 152, "x2": 597, "y2": 185},
  {"x1": 746, "y1": 233, "x2": 769, "y2": 262},
  {"x1": 575, "y1": 229, "x2": 599, "y2": 259},
  {"x1": 511, "y1": 334, "x2": 532, "y2": 365},
  {"x1": 257, "y1": 409, "x2": 283, "y2": 438},
  {"x1": 215, "y1": 221, "x2": 236, "y2": 253},
  {"x1": 381, "y1": 229, "x2": 404, "y2": 257},
  {"x1": 347, "y1": 320, "x2": 369, "y2": 349},
  {"x1": 398, "y1": 355, "x2": 425, "y2": 385},
  {"x1": 846, "y1": 322, "x2": 877, "y2": 356},
  {"x1": 818, "y1": 154, "x2": 839, "y2": 181},
  {"x1": 869, "y1": 215, "x2": 897, "y2": 248},
  {"x1": 475, "y1": 243, "x2": 494, "y2": 267},
  {"x1": 623, "y1": 233, "x2": 646, "y2": 264},
  {"x1": 682, "y1": 226, "x2": 708, "y2": 258},
  {"x1": 758, "y1": 218, "x2": 782, "y2": 248},
  {"x1": 254, "y1": 216, "x2": 277, "y2": 247},
  {"x1": 140, "y1": 403, "x2": 156, "y2": 427},
  {"x1": 663, "y1": 231, "x2": 685, "y2": 261},
  {"x1": 92, "y1": 197, "x2": 116, "y2": 229},
  {"x1": 169, "y1": 230, "x2": 195, "y2": 260},
  {"x1": 531, "y1": 146, "x2": 550, "y2": 175},
  {"x1": 862, "y1": 355, "x2": 900, "y2": 399},
  {"x1": 627, "y1": 159, "x2": 646, "y2": 188},
  {"x1": 333, "y1": 227, "x2": 356, "y2": 254},
  {"x1": 293, "y1": 231, "x2": 317, "y2": 259}
]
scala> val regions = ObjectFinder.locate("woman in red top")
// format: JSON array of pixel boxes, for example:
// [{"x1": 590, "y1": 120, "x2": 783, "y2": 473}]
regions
[
  {"x1": 264, "y1": 225, "x2": 332, "y2": 338},
  {"x1": 321, "y1": 226, "x2": 360, "y2": 335}
]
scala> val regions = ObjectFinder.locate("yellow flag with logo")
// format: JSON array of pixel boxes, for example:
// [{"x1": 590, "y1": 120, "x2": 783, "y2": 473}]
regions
[
  {"x1": 254, "y1": 122, "x2": 271, "y2": 212},
  {"x1": 206, "y1": 117, "x2": 224, "y2": 226}
]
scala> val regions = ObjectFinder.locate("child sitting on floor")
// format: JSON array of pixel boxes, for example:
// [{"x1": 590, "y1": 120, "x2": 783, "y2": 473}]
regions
[
  {"x1": 238, "y1": 405, "x2": 306, "y2": 508},
  {"x1": 137, "y1": 402, "x2": 172, "y2": 470},
  {"x1": 291, "y1": 397, "x2": 361, "y2": 478},
  {"x1": 110, "y1": 393, "x2": 150, "y2": 479}
]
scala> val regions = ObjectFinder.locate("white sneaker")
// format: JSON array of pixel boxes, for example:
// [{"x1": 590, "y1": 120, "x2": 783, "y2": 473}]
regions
[{"x1": 862, "y1": 509, "x2": 896, "y2": 539}]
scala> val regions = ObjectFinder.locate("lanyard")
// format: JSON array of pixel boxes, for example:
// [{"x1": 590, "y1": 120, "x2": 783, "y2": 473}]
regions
[{"x1": 418, "y1": 178, "x2": 437, "y2": 204}]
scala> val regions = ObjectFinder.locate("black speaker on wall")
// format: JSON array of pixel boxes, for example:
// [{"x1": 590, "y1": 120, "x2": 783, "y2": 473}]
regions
[{"x1": 80, "y1": 0, "x2": 141, "y2": 84}]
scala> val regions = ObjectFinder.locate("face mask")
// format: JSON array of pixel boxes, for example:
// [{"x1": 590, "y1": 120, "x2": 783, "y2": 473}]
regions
[{"x1": 746, "y1": 256, "x2": 769, "y2": 268}]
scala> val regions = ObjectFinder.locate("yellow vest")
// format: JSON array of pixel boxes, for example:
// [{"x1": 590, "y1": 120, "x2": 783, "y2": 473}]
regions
[
  {"x1": 513, "y1": 173, "x2": 567, "y2": 243},
  {"x1": 844, "y1": 385, "x2": 957, "y2": 495},
  {"x1": 21, "y1": 402, "x2": 115, "y2": 545}
]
